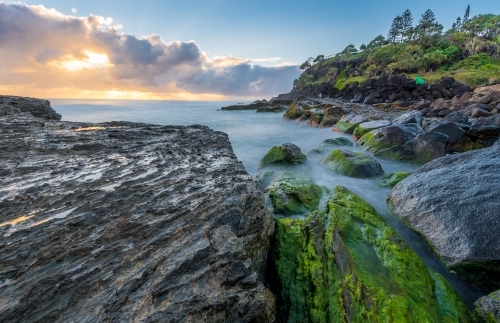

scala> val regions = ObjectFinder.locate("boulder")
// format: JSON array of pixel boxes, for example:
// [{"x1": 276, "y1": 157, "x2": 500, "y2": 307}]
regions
[
  {"x1": 444, "y1": 111, "x2": 469, "y2": 124},
  {"x1": 0, "y1": 95, "x2": 61, "y2": 120},
  {"x1": 357, "y1": 123, "x2": 423, "y2": 154},
  {"x1": 308, "y1": 137, "x2": 353, "y2": 154},
  {"x1": 273, "y1": 186, "x2": 470, "y2": 322},
  {"x1": 440, "y1": 76, "x2": 456, "y2": 88},
  {"x1": 353, "y1": 120, "x2": 392, "y2": 140},
  {"x1": 307, "y1": 113, "x2": 323, "y2": 127},
  {"x1": 468, "y1": 119, "x2": 500, "y2": 146},
  {"x1": 363, "y1": 91, "x2": 380, "y2": 105},
  {"x1": 264, "y1": 173, "x2": 324, "y2": 215},
  {"x1": 425, "y1": 121, "x2": 466, "y2": 145},
  {"x1": 463, "y1": 103, "x2": 493, "y2": 116},
  {"x1": 0, "y1": 111, "x2": 275, "y2": 322},
  {"x1": 472, "y1": 108, "x2": 494, "y2": 118},
  {"x1": 474, "y1": 290, "x2": 500, "y2": 323},
  {"x1": 259, "y1": 143, "x2": 307, "y2": 167},
  {"x1": 319, "y1": 115, "x2": 338, "y2": 127},
  {"x1": 283, "y1": 102, "x2": 303, "y2": 120},
  {"x1": 392, "y1": 110, "x2": 423, "y2": 126},
  {"x1": 388, "y1": 145, "x2": 500, "y2": 292},
  {"x1": 412, "y1": 132, "x2": 448, "y2": 163},
  {"x1": 379, "y1": 172, "x2": 412, "y2": 188},
  {"x1": 332, "y1": 114, "x2": 369, "y2": 134},
  {"x1": 321, "y1": 149, "x2": 384, "y2": 178}
]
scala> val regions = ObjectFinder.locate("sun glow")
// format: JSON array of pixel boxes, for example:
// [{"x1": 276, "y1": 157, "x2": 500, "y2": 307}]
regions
[{"x1": 60, "y1": 51, "x2": 112, "y2": 71}]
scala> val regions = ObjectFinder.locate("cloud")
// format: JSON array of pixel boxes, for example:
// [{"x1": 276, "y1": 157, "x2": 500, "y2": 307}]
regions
[
  {"x1": 0, "y1": 3, "x2": 300, "y2": 99},
  {"x1": 71, "y1": 8, "x2": 76, "y2": 15}
]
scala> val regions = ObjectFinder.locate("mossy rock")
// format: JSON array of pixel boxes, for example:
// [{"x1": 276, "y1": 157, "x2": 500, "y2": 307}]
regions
[
  {"x1": 474, "y1": 289, "x2": 500, "y2": 323},
  {"x1": 449, "y1": 136, "x2": 485, "y2": 153},
  {"x1": 264, "y1": 173, "x2": 324, "y2": 215},
  {"x1": 379, "y1": 172, "x2": 411, "y2": 188},
  {"x1": 319, "y1": 115, "x2": 339, "y2": 127},
  {"x1": 308, "y1": 137, "x2": 353, "y2": 155},
  {"x1": 353, "y1": 120, "x2": 391, "y2": 140},
  {"x1": 283, "y1": 102, "x2": 303, "y2": 120},
  {"x1": 259, "y1": 143, "x2": 306, "y2": 167},
  {"x1": 357, "y1": 131, "x2": 398, "y2": 153},
  {"x1": 255, "y1": 171, "x2": 275, "y2": 190},
  {"x1": 332, "y1": 114, "x2": 368, "y2": 134},
  {"x1": 321, "y1": 149, "x2": 384, "y2": 178},
  {"x1": 273, "y1": 186, "x2": 471, "y2": 323},
  {"x1": 307, "y1": 114, "x2": 323, "y2": 127}
]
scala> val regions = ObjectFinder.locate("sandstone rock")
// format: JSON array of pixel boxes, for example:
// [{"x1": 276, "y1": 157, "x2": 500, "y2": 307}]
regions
[
  {"x1": 321, "y1": 149, "x2": 383, "y2": 178},
  {"x1": 260, "y1": 143, "x2": 307, "y2": 167},
  {"x1": 0, "y1": 111, "x2": 275, "y2": 322},
  {"x1": 388, "y1": 145, "x2": 500, "y2": 292},
  {"x1": 474, "y1": 290, "x2": 500, "y2": 323},
  {"x1": 332, "y1": 114, "x2": 368, "y2": 134},
  {"x1": 0, "y1": 95, "x2": 61, "y2": 120}
]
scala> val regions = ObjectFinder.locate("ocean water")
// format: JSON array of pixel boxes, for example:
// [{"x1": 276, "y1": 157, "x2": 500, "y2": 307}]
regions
[{"x1": 52, "y1": 99, "x2": 482, "y2": 305}]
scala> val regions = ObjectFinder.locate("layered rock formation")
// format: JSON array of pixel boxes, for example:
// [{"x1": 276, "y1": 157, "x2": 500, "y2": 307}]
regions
[{"x1": 0, "y1": 97, "x2": 275, "y2": 322}]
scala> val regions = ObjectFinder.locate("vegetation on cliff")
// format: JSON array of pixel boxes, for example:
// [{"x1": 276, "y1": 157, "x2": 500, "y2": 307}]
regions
[{"x1": 294, "y1": 5, "x2": 500, "y2": 94}]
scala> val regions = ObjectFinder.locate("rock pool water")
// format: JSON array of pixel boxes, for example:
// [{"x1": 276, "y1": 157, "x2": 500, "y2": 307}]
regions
[{"x1": 54, "y1": 99, "x2": 482, "y2": 306}]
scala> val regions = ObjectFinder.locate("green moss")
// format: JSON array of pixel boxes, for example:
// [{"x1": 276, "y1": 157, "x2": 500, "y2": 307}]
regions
[
  {"x1": 319, "y1": 115, "x2": 338, "y2": 128},
  {"x1": 332, "y1": 121, "x2": 359, "y2": 134},
  {"x1": 357, "y1": 132, "x2": 397, "y2": 153},
  {"x1": 379, "y1": 172, "x2": 411, "y2": 188},
  {"x1": 450, "y1": 137, "x2": 485, "y2": 153},
  {"x1": 273, "y1": 186, "x2": 471, "y2": 323},
  {"x1": 284, "y1": 102, "x2": 304, "y2": 120},
  {"x1": 308, "y1": 138, "x2": 353, "y2": 155},
  {"x1": 265, "y1": 173, "x2": 325, "y2": 215},
  {"x1": 260, "y1": 146, "x2": 307, "y2": 167},
  {"x1": 321, "y1": 149, "x2": 383, "y2": 178}
]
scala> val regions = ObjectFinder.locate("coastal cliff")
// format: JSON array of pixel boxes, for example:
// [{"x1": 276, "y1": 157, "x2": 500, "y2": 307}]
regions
[{"x1": 0, "y1": 96, "x2": 275, "y2": 322}]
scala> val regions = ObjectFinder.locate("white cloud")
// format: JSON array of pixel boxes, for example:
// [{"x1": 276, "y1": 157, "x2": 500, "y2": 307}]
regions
[{"x1": 71, "y1": 8, "x2": 76, "y2": 15}]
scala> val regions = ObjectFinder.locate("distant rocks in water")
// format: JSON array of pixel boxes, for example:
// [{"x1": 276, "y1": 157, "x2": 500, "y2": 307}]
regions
[
  {"x1": 221, "y1": 99, "x2": 287, "y2": 112},
  {"x1": 259, "y1": 143, "x2": 307, "y2": 167},
  {"x1": 321, "y1": 149, "x2": 383, "y2": 178},
  {"x1": 388, "y1": 144, "x2": 500, "y2": 292},
  {"x1": 264, "y1": 173, "x2": 324, "y2": 215},
  {"x1": 0, "y1": 98, "x2": 275, "y2": 322},
  {"x1": 272, "y1": 186, "x2": 470, "y2": 322},
  {"x1": 474, "y1": 289, "x2": 500, "y2": 323},
  {"x1": 0, "y1": 95, "x2": 61, "y2": 120}
]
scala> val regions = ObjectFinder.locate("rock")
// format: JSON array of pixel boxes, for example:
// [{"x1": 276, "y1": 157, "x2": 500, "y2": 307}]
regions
[
  {"x1": 309, "y1": 108, "x2": 324, "y2": 116},
  {"x1": 321, "y1": 149, "x2": 383, "y2": 178},
  {"x1": 0, "y1": 95, "x2": 61, "y2": 120},
  {"x1": 412, "y1": 132, "x2": 448, "y2": 163},
  {"x1": 0, "y1": 111, "x2": 275, "y2": 322},
  {"x1": 256, "y1": 106, "x2": 287, "y2": 113},
  {"x1": 357, "y1": 123, "x2": 423, "y2": 154},
  {"x1": 264, "y1": 173, "x2": 324, "y2": 215},
  {"x1": 363, "y1": 91, "x2": 380, "y2": 105},
  {"x1": 445, "y1": 111, "x2": 469, "y2": 124},
  {"x1": 259, "y1": 143, "x2": 307, "y2": 167},
  {"x1": 307, "y1": 113, "x2": 323, "y2": 127},
  {"x1": 468, "y1": 119, "x2": 500, "y2": 146},
  {"x1": 332, "y1": 114, "x2": 368, "y2": 134},
  {"x1": 451, "y1": 82, "x2": 472, "y2": 97},
  {"x1": 379, "y1": 172, "x2": 412, "y2": 188},
  {"x1": 283, "y1": 102, "x2": 304, "y2": 120},
  {"x1": 472, "y1": 108, "x2": 494, "y2": 118},
  {"x1": 353, "y1": 120, "x2": 391, "y2": 140},
  {"x1": 474, "y1": 290, "x2": 500, "y2": 323},
  {"x1": 425, "y1": 121, "x2": 466, "y2": 145},
  {"x1": 273, "y1": 186, "x2": 470, "y2": 323},
  {"x1": 438, "y1": 109, "x2": 451, "y2": 117},
  {"x1": 464, "y1": 103, "x2": 493, "y2": 116},
  {"x1": 392, "y1": 110, "x2": 423, "y2": 126},
  {"x1": 414, "y1": 100, "x2": 432, "y2": 110},
  {"x1": 441, "y1": 76, "x2": 456, "y2": 88},
  {"x1": 319, "y1": 115, "x2": 338, "y2": 127},
  {"x1": 388, "y1": 145, "x2": 500, "y2": 292},
  {"x1": 308, "y1": 137, "x2": 353, "y2": 154}
]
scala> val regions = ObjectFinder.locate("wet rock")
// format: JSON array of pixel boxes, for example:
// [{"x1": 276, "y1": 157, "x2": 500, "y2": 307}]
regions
[
  {"x1": 308, "y1": 137, "x2": 353, "y2": 155},
  {"x1": 472, "y1": 108, "x2": 494, "y2": 118},
  {"x1": 319, "y1": 115, "x2": 338, "y2": 127},
  {"x1": 445, "y1": 111, "x2": 470, "y2": 124},
  {"x1": 283, "y1": 102, "x2": 304, "y2": 120},
  {"x1": 273, "y1": 186, "x2": 470, "y2": 323},
  {"x1": 388, "y1": 145, "x2": 500, "y2": 292},
  {"x1": 412, "y1": 132, "x2": 448, "y2": 163},
  {"x1": 474, "y1": 290, "x2": 500, "y2": 323},
  {"x1": 464, "y1": 103, "x2": 494, "y2": 116},
  {"x1": 392, "y1": 110, "x2": 423, "y2": 126},
  {"x1": 259, "y1": 143, "x2": 306, "y2": 167},
  {"x1": 425, "y1": 121, "x2": 466, "y2": 145},
  {"x1": 307, "y1": 113, "x2": 323, "y2": 127},
  {"x1": 357, "y1": 123, "x2": 423, "y2": 154},
  {"x1": 332, "y1": 114, "x2": 368, "y2": 134},
  {"x1": 353, "y1": 120, "x2": 391, "y2": 140},
  {"x1": 0, "y1": 95, "x2": 61, "y2": 120},
  {"x1": 0, "y1": 111, "x2": 275, "y2": 322},
  {"x1": 264, "y1": 173, "x2": 324, "y2": 215},
  {"x1": 363, "y1": 91, "x2": 380, "y2": 104},
  {"x1": 321, "y1": 149, "x2": 383, "y2": 178},
  {"x1": 468, "y1": 119, "x2": 500, "y2": 146},
  {"x1": 441, "y1": 76, "x2": 456, "y2": 88},
  {"x1": 379, "y1": 172, "x2": 411, "y2": 188}
]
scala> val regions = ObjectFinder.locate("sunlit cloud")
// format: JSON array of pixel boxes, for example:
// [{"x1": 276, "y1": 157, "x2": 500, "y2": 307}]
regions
[{"x1": 0, "y1": 2, "x2": 300, "y2": 99}]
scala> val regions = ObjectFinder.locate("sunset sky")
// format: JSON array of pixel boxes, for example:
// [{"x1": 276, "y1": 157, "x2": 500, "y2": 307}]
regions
[{"x1": 0, "y1": 0, "x2": 497, "y2": 100}]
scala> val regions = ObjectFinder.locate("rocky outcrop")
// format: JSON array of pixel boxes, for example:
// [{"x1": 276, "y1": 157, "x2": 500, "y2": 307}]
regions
[
  {"x1": 0, "y1": 100, "x2": 275, "y2": 322},
  {"x1": 0, "y1": 95, "x2": 61, "y2": 120},
  {"x1": 388, "y1": 145, "x2": 500, "y2": 292},
  {"x1": 332, "y1": 114, "x2": 369, "y2": 133},
  {"x1": 272, "y1": 186, "x2": 470, "y2": 322},
  {"x1": 474, "y1": 290, "x2": 500, "y2": 323},
  {"x1": 321, "y1": 149, "x2": 384, "y2": 178},
  {"x1": 260, "y1": 143, "x2": 307, "y2": 167}
]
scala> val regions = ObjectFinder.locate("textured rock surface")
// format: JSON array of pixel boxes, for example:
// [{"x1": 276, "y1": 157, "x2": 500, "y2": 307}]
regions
[
  {"x1": 332, "y1": 113, "x2": 369, "y2": 134},
  {"x1": 321, "y1": 149, "x2": 384, "y2": 178},
  {"x1": 474, "y1": 290, "x2": 500, "y2": 323},
  {"x1": 307, "y1": 137, "x2": 353, "y2": 155},
  {"x1": 272, "y1": 186, "x2": 470, "y2": 323},
  {"x1": 352, "y1": 120, "x2": 391, "y2": 140},
  {"x1": 388, "y1": 145, "x2": 500, "y2": 292},
  {"x1": 0, "y1": 106, "x2": 275, "y2": 322},
  {"x1": 259, "y1": 143, "x2": 307, "y2": 167},
  {"x1": 0, "y1": 95, "x2": 61, "y2": 120}
]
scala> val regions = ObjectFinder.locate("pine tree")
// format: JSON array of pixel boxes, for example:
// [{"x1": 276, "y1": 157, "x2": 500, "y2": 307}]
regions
[
  {"x1": 464, "y1": 5, "x2": 470, "y2": 23},
  {"x1": 417, "y1": 9, "x2": 442, "y2": 38},
  {"x1": 388, "y1": 16, "x2": 404, "y2": 43},
  {"x1": 401, "y1": 10, "x2": 414, "y2": 41}
]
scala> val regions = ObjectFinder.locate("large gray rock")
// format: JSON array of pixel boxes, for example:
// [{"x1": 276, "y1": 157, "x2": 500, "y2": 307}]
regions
[
  {"x1": 0, "y1": 111, "x2": 275, "y2": 322},
  {"x1": 389, "y1": 145, "x2": 500, "y2": 292},
  {"x1": 474, "y1": 290, "x2": 500, "y2": 323},
  {"x1": 0, "y1": 95, "x2": 61, "y2": 120},
  {"x1": 412, "y1": 132, "x2": 448, "y2": 163},
  {"x1": 425, "y1": 121, "x2": 466, "y2": 145},
  {"x1": 392, "y1": 110, "x2": 423, "y2": 126}
]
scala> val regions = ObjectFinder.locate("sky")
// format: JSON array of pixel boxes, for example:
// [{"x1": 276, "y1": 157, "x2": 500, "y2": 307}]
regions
[{"x1": 0, "y1": 0, "x2": 499, "y2": 100}]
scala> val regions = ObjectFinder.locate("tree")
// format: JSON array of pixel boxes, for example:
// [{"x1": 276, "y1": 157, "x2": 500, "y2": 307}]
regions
[
  {"x1": 463, "y1": 14, "x2": 500, "y2": 40},
  {"x1": 388, "y1": 15, "x2": 404, "y2": 43},
  {"x1": 416, "y1": 9, "x2": 443, "y2": 38},
  {"x1": 401, "y1": 10, "x2": 414, "y2": 41},
  {"x1": 464, "y1": 5, "x2": 470, "y2": 24},
  {"x1": 367, "y1": 35, "x2": 388, "y2": 50},
  {"x1": 341, "y1": 44, "x2": 358, "y2": 55},
  {"x1": 360, "y1": 44, "x2": 367, "y2": 51},
  {"x1": 313, "y1": 55, "x2": 325, "y2": 64},
  {"x1": 299, "y1": 61, "x2": 311, "y2": 70}
]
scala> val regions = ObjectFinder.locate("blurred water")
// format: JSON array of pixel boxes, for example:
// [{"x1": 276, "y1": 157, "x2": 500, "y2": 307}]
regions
[{"x1": 53, "y1": 99, "x2": 482, "y2": 306}]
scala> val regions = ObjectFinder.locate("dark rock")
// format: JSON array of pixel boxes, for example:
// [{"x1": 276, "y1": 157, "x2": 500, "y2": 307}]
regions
[
  {"x1": 414, "y1": 100, "x2": 431, "y2": 110},
  {"x1": 308, "y1": 137, "x2": 353, "y2": 154},
  {"x1": 464, "y1": 103, "x2": 494, "y2": 116},
  {"x1": 388, "y1": 145, "x2": 500, "y2": 292},
  {"x1": 438, "y1": 109, "x2": 451, "y2": 117},
  {"x1": 260, "y1": 143, "x2": 306, "y2": 167},
  {"x1": 357, "y1": 123, "x2": 423, "y2": 153},
  {"x1": 472, "y1": 108, "x2": 494, "y2": 118},
  {"x1": 353, "y1": 120, "x2": 391, "y2": 140},
  {"x1": 0, "y1": 95, "x2": 61, "y2": 120},
  {"x1": 440, "y1": 76, "x2": 456, "y2": 88},
  {"x1": 332, "y1": 114, "x2": 368, "y2": 134},
  {"x1": 468, "y1": 119, "x2": 500, "y2": 146},
  {"x1": 451, "y1": 83, "x2": 472, "y2": 97},
  {"x1": 363, "y1": 91, "x2": 380, "y2": 105},
  {"x1": 425, "y1": 121, "x2": 466, "y2": 145},
  {"x1": 0, "y1": 112, "x2": 275, "y2": 322},
  {"x1": 321, "y1": 149, "x2": 383, "y2": 178},
  {"x1": 431, "y1": 90, "x2": 443, "y2": 99},
  {"x1": 412, "y1": 132, "x2": 448, "y2": 163},
  {"x1": 444, "y1": 112, "x2": 469, "y2": 124},
  {"x1": 392, "y1": 110, "x2": 423, "y2": 126}
]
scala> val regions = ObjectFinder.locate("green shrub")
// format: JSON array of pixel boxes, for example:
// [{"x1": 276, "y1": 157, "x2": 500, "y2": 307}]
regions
[{"x1": 450, "y1": 53, "x2": 494, "y2": 70}]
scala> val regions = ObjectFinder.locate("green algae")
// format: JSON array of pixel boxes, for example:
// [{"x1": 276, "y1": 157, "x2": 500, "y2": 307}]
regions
[
  {"x1": 357, "y1": 132, "x2": 397, "y2": 153},
  {"x1": 273, "y1": 186, "x2": 471, "y2": 323},
  {"x1": 265, "y1": 173, "x2": 325, "y2": 215},
  {"x1": 474, "y1": 289, "x2": 500, "y2": 323},
  {"x1": 332, "y1": 121, "x2": 359, "y2": 134},
  {"x1": 379, "y1": 172, "x2": 411, "y2": 188},
  {"x1": 284, "y1": 102, "x2": 304, "y2": 120},
  {"x1": 321, "y1": 149, "x2": 383, "y2": 178},
  {"x1": 260, "y1": 146, "x2": 307, "y2": 167},
  {"x1": 308, "y1": 138, "x2": 353, "y2": 155}
]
